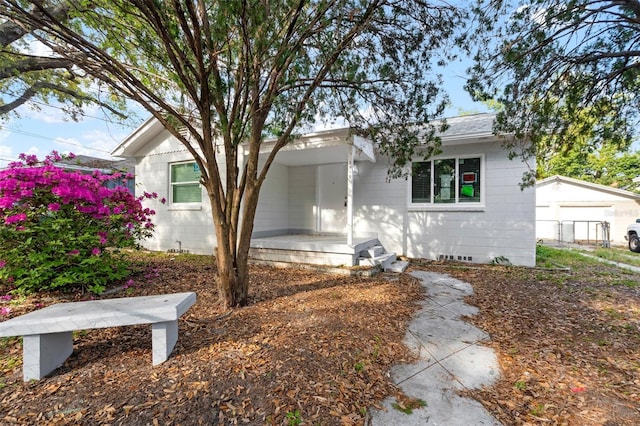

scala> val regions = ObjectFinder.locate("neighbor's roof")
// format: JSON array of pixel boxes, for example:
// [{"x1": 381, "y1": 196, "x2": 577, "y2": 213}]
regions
[
  {"x1": 56, "y1": 155, "x2": 135, "y2": 174},
  {"x1": 537, "y1": 175, "x2": 640, "y2": 200}
]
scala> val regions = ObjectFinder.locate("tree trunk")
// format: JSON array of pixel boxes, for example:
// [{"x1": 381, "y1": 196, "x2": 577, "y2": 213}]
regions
[
  {"x1": 216, "y1": 244, "x2": 248, "y2": 309},
  {"x1": 210, "y1": 193, "x2": 251, "y2": 309}
]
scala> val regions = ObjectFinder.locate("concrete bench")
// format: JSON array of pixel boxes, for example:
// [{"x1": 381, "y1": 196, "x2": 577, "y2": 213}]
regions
[{"x1": 0, "y1": 292, "x2": 196, "y2": 381}]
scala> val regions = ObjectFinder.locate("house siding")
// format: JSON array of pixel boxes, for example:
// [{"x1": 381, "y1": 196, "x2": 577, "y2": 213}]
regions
[
  {"x1": 288, "y1": 166, "x2": 316, "y2": 230},
  {"x1": 254, "y1": 162, "x2": 289, "y2": 233},
  {"x1": 134, "y1": 133, "x2": 217, "y2": 255},
  {"x1": 123, "y1": 116, "x2": 536, "y2": 266},
  {"x1": 353, "y1": 141, "x2": 536, "y2": 266}
]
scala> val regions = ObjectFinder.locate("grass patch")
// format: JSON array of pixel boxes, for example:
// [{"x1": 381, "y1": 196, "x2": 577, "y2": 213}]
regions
[
  {"x1": 536, "y1": 245, "x2": 601, "y2": 268},
  {"x1": 535, "y1": 245, "x2": 640, "y2": 288},
  {"x1": 589, "y1": 247, "x2": 640, "y2": 268}
]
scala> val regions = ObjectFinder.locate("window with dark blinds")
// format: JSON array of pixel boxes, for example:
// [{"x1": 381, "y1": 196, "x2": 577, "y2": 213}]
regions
[{"x1": 411, "y1": 157, "x2": 482, "y2": 205}]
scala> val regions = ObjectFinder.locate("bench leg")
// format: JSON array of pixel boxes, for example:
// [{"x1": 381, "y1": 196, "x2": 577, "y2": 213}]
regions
[
  {"x1": 151, "y1": 320, "x2": 178, "y2": 365},
  {"x1": 22, "y1": 332, "x2": 73, "y2": 381}
]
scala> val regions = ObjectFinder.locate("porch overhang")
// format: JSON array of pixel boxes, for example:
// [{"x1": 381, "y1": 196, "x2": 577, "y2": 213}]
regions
[{"x1": 257, "y1": 127, "x2": 376, "y2": 166}]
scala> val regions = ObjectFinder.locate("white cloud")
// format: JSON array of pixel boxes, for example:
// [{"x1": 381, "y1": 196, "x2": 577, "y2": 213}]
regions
[
  {"x1": 0, "y1": 133, "x2": 41, "y2": 167},
  {"x1": 16, "y1": 39, "x2": 55, "y2": 57},
  {"x1": 0, "y1": 127, "x2": 11, "y2": 144},
  {"x1": 20, "y1": 102, "x2": 70, "y2": 124},
  {"x1": 54, "y1": 127, "x2": 128, "y2": 160},
  {"x1": 0, "y1": 143, "x2": 14, "y2": 158}
]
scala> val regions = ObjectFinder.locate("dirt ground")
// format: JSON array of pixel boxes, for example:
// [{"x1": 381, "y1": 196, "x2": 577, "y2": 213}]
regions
[
  {"x1": 436, "y1": 260, "x2": 640, "y2": 425},
  {"x1": 1, "y1": 253, "x2": 423, "y2": 425},
  {"x1": 1, "y1": 252, "x2": 639, "y2": 425}
]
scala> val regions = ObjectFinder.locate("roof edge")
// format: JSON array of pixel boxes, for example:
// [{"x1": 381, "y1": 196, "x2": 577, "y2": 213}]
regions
[{"x1": 537, "y1": 175, "x2": 640, "y2": 200}]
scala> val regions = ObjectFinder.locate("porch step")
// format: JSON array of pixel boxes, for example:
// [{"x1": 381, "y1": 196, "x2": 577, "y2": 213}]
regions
[
  {"x1": 385, "y1": 260, "x2": 410, "y2": 273},
  {"x1": 365, "y1": 245, "x2": 384, "y2": 258},
  {"x1": 358, "y1": 252, "x2": 396, "y2": 270}
]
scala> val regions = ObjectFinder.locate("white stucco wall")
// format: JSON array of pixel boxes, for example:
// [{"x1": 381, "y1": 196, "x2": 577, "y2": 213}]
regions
[
  {"x1": 253, "y1": 162, "x2": 289, "y2": 233},
  {"x1": 130, "y1": 127, "x2": 536, "y2": 265},
  {"x1": 353, "y1": 140, "x2": 536, "y2": 267},
  {"x1": 287, "y1": 166, "x2": 316, "y2": 230},
  {"x1": 536, "y1": 178, "x2": 640, "y2": 244},
  {"x1": 133, "y1": 131, "x2": 217, "y2": 255}
]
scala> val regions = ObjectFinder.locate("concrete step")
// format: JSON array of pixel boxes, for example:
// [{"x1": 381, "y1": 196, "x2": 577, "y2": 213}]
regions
[
  {"x1": 358, "y1": 252, "x2": 396, "y2": 269},
  {"x1": 385, "y1": 260, "x2": 410, "y2": 273},
  {"x1": 365, "y1": 245, "x2": 384, "y2": 258}
]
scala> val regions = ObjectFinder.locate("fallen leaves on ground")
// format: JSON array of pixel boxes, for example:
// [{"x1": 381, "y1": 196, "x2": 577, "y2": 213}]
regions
[
  {"x1": 2, "y1": 252, "x2": 640, "y2": 425},
  {"x1": 425, "y1": 260, "x2": 640, "y2": 426},
  {"x1": 0, "y1": 253, "x2": 422, "y2": 425}
]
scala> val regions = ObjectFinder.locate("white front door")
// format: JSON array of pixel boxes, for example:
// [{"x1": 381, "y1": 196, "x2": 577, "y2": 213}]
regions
[{"x1": 317, "y1": 163, "x2": 347, "y2": 233}]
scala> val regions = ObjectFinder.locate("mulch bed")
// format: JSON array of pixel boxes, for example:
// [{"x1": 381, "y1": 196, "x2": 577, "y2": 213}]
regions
[
  {"x1": 2, "y1": 253, "x2": 639, "y2": 425},
  {"x1": 431, "y1": 262, "x2": 640, "y2": 425},
  {"x1": 0, "y1": 253, "x2": 423, "y2": 425}
]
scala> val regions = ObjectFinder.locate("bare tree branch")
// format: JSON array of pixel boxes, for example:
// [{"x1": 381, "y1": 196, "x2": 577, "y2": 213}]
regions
[{"x1": 0, "y1": 54, "x2": 73, "y2": 79}]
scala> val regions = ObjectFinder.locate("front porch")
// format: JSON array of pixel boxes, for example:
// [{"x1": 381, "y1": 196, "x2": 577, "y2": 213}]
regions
[
  {"x1": 248, "y1": 129, "x2": 408, "y2": 272},
  {"x1": 249, "y1": 232, "x2": 380, "y2": 267}
]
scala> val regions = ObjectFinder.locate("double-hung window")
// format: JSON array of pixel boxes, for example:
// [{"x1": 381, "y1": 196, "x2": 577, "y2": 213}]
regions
[
  {"x1": 410, "y1": 156, "x2": 483, "y2": 207},
  {"x1": 170, "y1": 161, "x2": 202, "y2": 204}
]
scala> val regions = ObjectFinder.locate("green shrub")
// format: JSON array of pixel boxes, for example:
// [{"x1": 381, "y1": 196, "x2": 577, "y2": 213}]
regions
[{"x1": 0, "y1": 152, "x2": 163, "y2": 294}]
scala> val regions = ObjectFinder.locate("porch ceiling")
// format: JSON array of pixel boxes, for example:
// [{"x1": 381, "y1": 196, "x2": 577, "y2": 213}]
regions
[
  {"x1": 269, "y1": 132, "x2": 376, "y2": 166},
  {"x1": 273, "y1": 144, "x2": 352, "y2": 166}
]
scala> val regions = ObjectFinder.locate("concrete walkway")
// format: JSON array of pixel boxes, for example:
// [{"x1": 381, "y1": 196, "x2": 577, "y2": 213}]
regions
[{"x1": 369, "y1": 271, "x2": 502, "y2": 425}]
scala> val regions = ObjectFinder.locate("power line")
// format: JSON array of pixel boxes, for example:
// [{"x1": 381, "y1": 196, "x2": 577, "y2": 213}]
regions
[
  {"x1": 0, "y1": 87, "x2": 139, "y2": 129},
  {"x1": 0, "y1": 124, "x2": 115, "y2": 155},
  {"x1": 0, "y1": 154, "x2": 20, "y2": 162}
]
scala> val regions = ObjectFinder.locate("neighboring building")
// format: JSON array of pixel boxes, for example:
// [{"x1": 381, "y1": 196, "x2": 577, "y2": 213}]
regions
[
  {"x1": 536, "y1": 175, "x2": 640, "y2": 245},
  {"x1": 111, "y1": 113, "x2": 536, "y2": 267},
  {"x1": 56, "y1": 155, "x2": 136, "y2": 193}
]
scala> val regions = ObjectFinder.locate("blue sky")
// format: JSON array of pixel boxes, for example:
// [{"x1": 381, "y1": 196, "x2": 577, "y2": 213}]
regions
[
  {"x1": 0, "y1": 58, "x2": 485, "y2": 169},
  {"x1": 0, "y1": 103, "x2": 143, "y2": 168}
]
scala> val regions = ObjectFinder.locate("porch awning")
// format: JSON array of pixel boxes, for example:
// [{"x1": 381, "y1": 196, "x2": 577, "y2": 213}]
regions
[{"x1": 259, "y1": 127, "x2": 376, "y2": 166}]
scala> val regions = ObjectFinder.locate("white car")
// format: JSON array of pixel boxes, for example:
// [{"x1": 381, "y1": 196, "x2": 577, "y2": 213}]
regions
[{"x1": 625, "y1": 220, "x2": 640, "y2": 253}]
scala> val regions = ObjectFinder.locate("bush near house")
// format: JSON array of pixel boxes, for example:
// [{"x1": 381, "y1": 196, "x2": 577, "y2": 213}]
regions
[{"x1": 0, "y1": 152, "x2": 163, "y2": 294}]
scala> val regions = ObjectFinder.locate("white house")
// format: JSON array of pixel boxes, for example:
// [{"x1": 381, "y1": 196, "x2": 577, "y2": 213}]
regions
[
  {"x1": 536, "y1": 175, "x2": 640, "y2": 245},
  {"x1": 111, "y1": 113, "x2": 536, "y2": 267}
]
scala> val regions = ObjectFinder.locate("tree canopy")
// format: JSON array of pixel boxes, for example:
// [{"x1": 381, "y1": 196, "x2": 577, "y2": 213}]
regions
[
  {"x1": 0, "y1": 2, "x2": 126, "y2": 119},
  {"x1": 467, "y1": 0, "x2": 640, "y2": 185},
  {"x1": 538, "y1": 144, "x2": 640, "y2": 192},
  {"x1": 0, "y1": 0, "x2": 465, "y2": 307}
]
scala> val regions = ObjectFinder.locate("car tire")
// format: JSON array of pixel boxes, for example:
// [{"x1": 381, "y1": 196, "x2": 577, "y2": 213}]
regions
[{"x1": 629, "y1": 234, "x2": 640, "y2": 253}]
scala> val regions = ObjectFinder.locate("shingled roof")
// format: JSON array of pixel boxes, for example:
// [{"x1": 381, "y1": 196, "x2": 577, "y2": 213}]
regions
[{"x1": 436, "y1": 113, "x2": 496, "y2": 139}]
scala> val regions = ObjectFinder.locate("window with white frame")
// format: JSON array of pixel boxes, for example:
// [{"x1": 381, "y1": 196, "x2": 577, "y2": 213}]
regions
[
  {"x1": 170, "y1": 161, "x2": 202, "y2": 203},
  {"x1": 411, "y1": 156, "x2": 482, "y2": 205}
]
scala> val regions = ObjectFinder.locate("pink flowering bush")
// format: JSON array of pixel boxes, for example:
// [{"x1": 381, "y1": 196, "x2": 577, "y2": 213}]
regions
[{"x1": 0, "y1": 152, "x2": 163, "y2": 294}]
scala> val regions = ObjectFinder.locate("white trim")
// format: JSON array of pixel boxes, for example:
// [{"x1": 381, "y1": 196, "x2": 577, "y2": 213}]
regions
[
  {"x1": 347, "y1": 147, "x2": 355, "y2": 246},
  {"x1": 111, "y1": 117, "x2": 165, "y2": 157},
  {"x1": 352, "y1": 135, "x2": 376, "y2": 163},
  {"x1": 536, "y1": 174, "x2": 640, "y2": 200},
  {"x1": 315, "y1": 167, "x2": 321, "y2": 232},
  {"x1": 167, "y1": 206, "x2": 203, "y2": 211},
  {"x1": 168, "y1": 160, "x2": 203, "y2": 207},
  {"x1": 407, "y1": 154, "x2": 486, "y2": 211}
]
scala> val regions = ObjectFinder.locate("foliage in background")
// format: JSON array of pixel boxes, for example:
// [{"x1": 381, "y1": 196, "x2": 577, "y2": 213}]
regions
[
  {"x1": 0, "y1": 152, "x2": 162, "y2": 294},
  {"x1": 0, "y1": 0, "x2": 467, "y2": 307},
  {"x1": 0, "y1": 2, "x2": 127, "y2": 120},
  {"x1": 480, "y1": 97, "x2": 640, "y2": 191},
  {"x1": 467, "y1": 1, "x2": 640, "y2": 186},
  {"x1": 538, "y1": 145, "x2": 640, "y2": 192}
]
